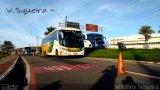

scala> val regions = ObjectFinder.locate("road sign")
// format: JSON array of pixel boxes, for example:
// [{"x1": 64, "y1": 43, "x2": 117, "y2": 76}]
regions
[
  {"x1": 86, "y1": 24, "x2": 98, "y2": 32},
  {"x1": 66, "y1": 21, "x2": 80, "y2": 29}
]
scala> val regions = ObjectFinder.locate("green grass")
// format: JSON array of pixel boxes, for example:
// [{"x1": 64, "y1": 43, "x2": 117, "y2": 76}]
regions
[
  {"x1": 0, "y1": 54, "x2": 8, "y2": 59},
  {"x1": 87, "y1": 49, "x2": 160, "y2": 62}
]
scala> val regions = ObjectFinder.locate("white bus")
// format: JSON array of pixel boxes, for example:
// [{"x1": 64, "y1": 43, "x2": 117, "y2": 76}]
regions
[
  {"x1": 83, "y1": 34, "x2": 92, "y2": 48},
  {"x1": 41, "y1": 27, "x2": 85, "y2": 56}
]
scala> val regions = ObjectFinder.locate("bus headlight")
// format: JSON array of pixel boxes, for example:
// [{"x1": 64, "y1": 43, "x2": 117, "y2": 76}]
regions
[{"x1": 82, "y1": 47, "x2": 84, "y2": 50}]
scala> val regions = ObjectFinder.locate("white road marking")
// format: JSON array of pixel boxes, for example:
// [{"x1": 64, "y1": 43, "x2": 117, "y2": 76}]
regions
[
  {"x1": 75, "y1": 65, "x2": 90, "y2": 69},
  {"x1": 43, "y1": 67, "x2": 54, "y2": 71},
  {"x1": 52, "y1": 66, "x2": 64, "y2": 70},
  {"x1": 126, "y1": 71, "x2": 160, "y2": 80},
  {"x1": 60, "y1": 66, "x2": 72, "y2": 70},
  {"x1": 43, "y1": 67, "x2": 49, "y2": 70},
  {"x1": 48, "y1": 67, "x2": 55, "y2": 71}
]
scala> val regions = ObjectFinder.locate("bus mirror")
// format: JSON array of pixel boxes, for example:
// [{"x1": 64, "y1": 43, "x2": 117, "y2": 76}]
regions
[
  {"x1": 60, "y1": 32, "x2": 64, "y2": 39},
  {"x1": 104, "y1": 37, "x2": 106, "y2": 40},
  {"x1": 84, "y1": 35, "x2": 87, "y2": 40}
]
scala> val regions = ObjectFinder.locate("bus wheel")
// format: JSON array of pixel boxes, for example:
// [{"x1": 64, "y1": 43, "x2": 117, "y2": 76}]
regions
[
  {"x1": 56, "y1": 50, "x2": 58, "y2": 57},
  {"x1": 43, "y1": 51, "x2": 46, "y2": 56}
]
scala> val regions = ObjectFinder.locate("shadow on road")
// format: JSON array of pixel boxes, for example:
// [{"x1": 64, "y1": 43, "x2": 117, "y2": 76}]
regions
[
  {"x1": 90, "y1": 65, "x2": 117, "y2": 90},
  {"x1": 40, "y1": 56, "x2": 88, "y2": 65},
  {"x1": 121, "y1": 76, "x2": 145, "y2": 90},
  {"x1": 23, "y1": 55, "x2": 88, "y2": 65},
  {"x1": 84, "y1": 48, "x2": 97, "y2": 57},
  {"x1": 122, "y1": 76, "x2": 137, "y2": 86},
  {"x1": 23, "y1": 48, "x2": 99, "y2": 65},
  {"x1": 138, "y1": 64, "x2": 160, "y2": 85},
  {"x1": 90, "y1": 65, "x2": 149, "y2": 90},
  {"x1": 131, "y1": 50, "x2": 160, "y2": 86},
  {"x1": 39, "y1": 80, "x2": 62, "y2": 90},
  {"x1": 0, "y1": 57, "x2": 25, "y2": 90}
]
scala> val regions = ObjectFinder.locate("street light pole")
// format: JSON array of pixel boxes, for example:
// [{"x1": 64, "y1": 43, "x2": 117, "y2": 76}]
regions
[
  {"x1": 101, "y1": 27, "x2": 103, "y2": 36},
  {"x1": 65, "y1": 16, "x2": 67, "y2": 27}
]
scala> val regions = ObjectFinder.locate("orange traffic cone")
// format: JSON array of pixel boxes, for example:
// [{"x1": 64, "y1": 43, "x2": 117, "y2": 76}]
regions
[{"x1": 117, "y1": 52, "x2": 126, "y2": 75}]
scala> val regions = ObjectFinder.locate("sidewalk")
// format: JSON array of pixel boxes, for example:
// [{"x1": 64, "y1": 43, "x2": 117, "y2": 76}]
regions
[{"x1": 0, "y1": 55, "x2": 18, "y2": 76}]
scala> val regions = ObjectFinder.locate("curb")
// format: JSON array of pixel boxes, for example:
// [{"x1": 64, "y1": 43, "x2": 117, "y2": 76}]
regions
[
  {"x1": 21, "y1": 56, "x2": 31, "y2": 90},
  {"x1": 0, "y1": 56, "x2": 19, "y2": 81},
  {"x1": 85, "y1": 57, "x2": 160, "y2": 65}
]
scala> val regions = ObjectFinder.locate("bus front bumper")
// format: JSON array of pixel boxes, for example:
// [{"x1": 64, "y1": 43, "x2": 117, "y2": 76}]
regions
[{"x1": 59, "y1": 50, "x2": 84, "y2": 56}]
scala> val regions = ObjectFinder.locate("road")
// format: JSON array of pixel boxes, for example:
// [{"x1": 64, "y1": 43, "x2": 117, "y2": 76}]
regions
[{"x1": 23, "y1": 55, "x2": 160, "y2": 90}]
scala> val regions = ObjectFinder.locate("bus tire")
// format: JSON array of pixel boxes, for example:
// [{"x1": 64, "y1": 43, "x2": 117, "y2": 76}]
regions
[
  {"x1": 55, "y1": 50, "x2": 59, "y2": 57},
  {"x1": 43, "y1": 51, "x2": 46, "y2": 57}
]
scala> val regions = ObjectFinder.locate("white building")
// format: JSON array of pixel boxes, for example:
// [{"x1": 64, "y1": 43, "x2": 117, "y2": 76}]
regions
[{"x1": 108, "y1": 34, "x2": 160, "y2": 49}]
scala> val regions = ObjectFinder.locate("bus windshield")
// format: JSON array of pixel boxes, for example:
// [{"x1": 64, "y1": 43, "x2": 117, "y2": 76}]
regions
[
  {"x1": 94, "y1": 35, "x2": 104, "y2": 44},
  {"x1": 59, "y1": 30, "x2": 84, "y2": 48},
  {"x1": 24, "y1": 47, "x2": 31, "y2": 55}
]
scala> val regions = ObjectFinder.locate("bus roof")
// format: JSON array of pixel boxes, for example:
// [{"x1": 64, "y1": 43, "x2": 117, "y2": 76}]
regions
[
  {"x1": 56, "y1": 27, "x2": 81, "y2": 31},
  {"x1": 46, "y1": 27, "x2": 81, "y2": 36},
  {"x1": 87, "y1": 33, "x2": 103, "y2": 36}
]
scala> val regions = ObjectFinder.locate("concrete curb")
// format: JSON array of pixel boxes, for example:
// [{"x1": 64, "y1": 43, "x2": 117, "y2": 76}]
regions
[
  {"x1": 85, "y1": 57, "x2": 160, "y2": 65},
  {"x1": 21, "y1": 56, "x2": 31, "y2": 90},
  {"x1": 0, "y1": 56, "x2": 19, "y2": 81}
]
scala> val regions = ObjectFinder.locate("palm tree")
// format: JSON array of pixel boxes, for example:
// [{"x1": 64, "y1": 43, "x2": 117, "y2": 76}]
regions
[
  {"x1": 44, "y1": 26, "x2": 56, "y2": 35},
  {"x1": 139, "y1": 25, "x2": 154, "y2": 44}
]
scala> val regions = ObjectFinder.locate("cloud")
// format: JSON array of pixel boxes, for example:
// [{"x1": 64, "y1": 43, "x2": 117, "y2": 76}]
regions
[
  {"x1": 96, "y1": 0, "x2": 160, "y2": 15},
  {"x1": 97, "y1": 2, "x2": 138, "y2": 15},
  {"x1": 0, "y1": 27, "x2": 38, "y2": 48},
  {"x1": 98, "y1": 3, "x2": 119, "y2": 13}
]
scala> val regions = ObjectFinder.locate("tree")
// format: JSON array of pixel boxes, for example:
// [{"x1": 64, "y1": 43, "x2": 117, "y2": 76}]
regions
[
  {"x1": 139, "y1": 25, "x2": 154, "y2": 44},
  {"x1": 44, "y1": 26, "x2": 56, "y2": 35},
  {"x1": 1, "y1": 40, "x2": 15, "y2": 53}
]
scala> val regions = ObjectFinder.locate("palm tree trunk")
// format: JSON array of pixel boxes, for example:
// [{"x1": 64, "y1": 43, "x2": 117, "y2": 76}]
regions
[
  {"x1": 144, "y1": 34, "x2": 147, "y2": 44},
  {"x1": 144, "y1": 35, "x2": 147, "y2": 49}
]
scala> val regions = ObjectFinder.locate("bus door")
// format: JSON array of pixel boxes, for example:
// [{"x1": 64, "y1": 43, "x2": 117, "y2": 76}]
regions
[{"x1": 49, "y1": 42, "x2": 54, "y2": 53}]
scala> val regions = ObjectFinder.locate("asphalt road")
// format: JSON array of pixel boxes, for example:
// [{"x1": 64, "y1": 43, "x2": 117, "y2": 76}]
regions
[{"x1": 23, "y1": 55, "x2": 160, "y2": 90}]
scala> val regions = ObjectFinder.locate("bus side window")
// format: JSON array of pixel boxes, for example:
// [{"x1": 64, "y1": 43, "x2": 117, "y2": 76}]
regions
[{"x1": 83, "y1": 35, "x2": 87, "y2": 40}]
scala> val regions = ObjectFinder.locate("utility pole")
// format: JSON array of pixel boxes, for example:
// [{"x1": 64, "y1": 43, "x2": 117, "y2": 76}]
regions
[{"x1": 101, "y1": 27, "x2": 103, "y2": 36}]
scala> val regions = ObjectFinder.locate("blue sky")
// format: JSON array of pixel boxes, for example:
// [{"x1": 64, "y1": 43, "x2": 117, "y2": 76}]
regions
[{"x1": 0, "y1": 0, "x2": 160, "y2": 48}]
